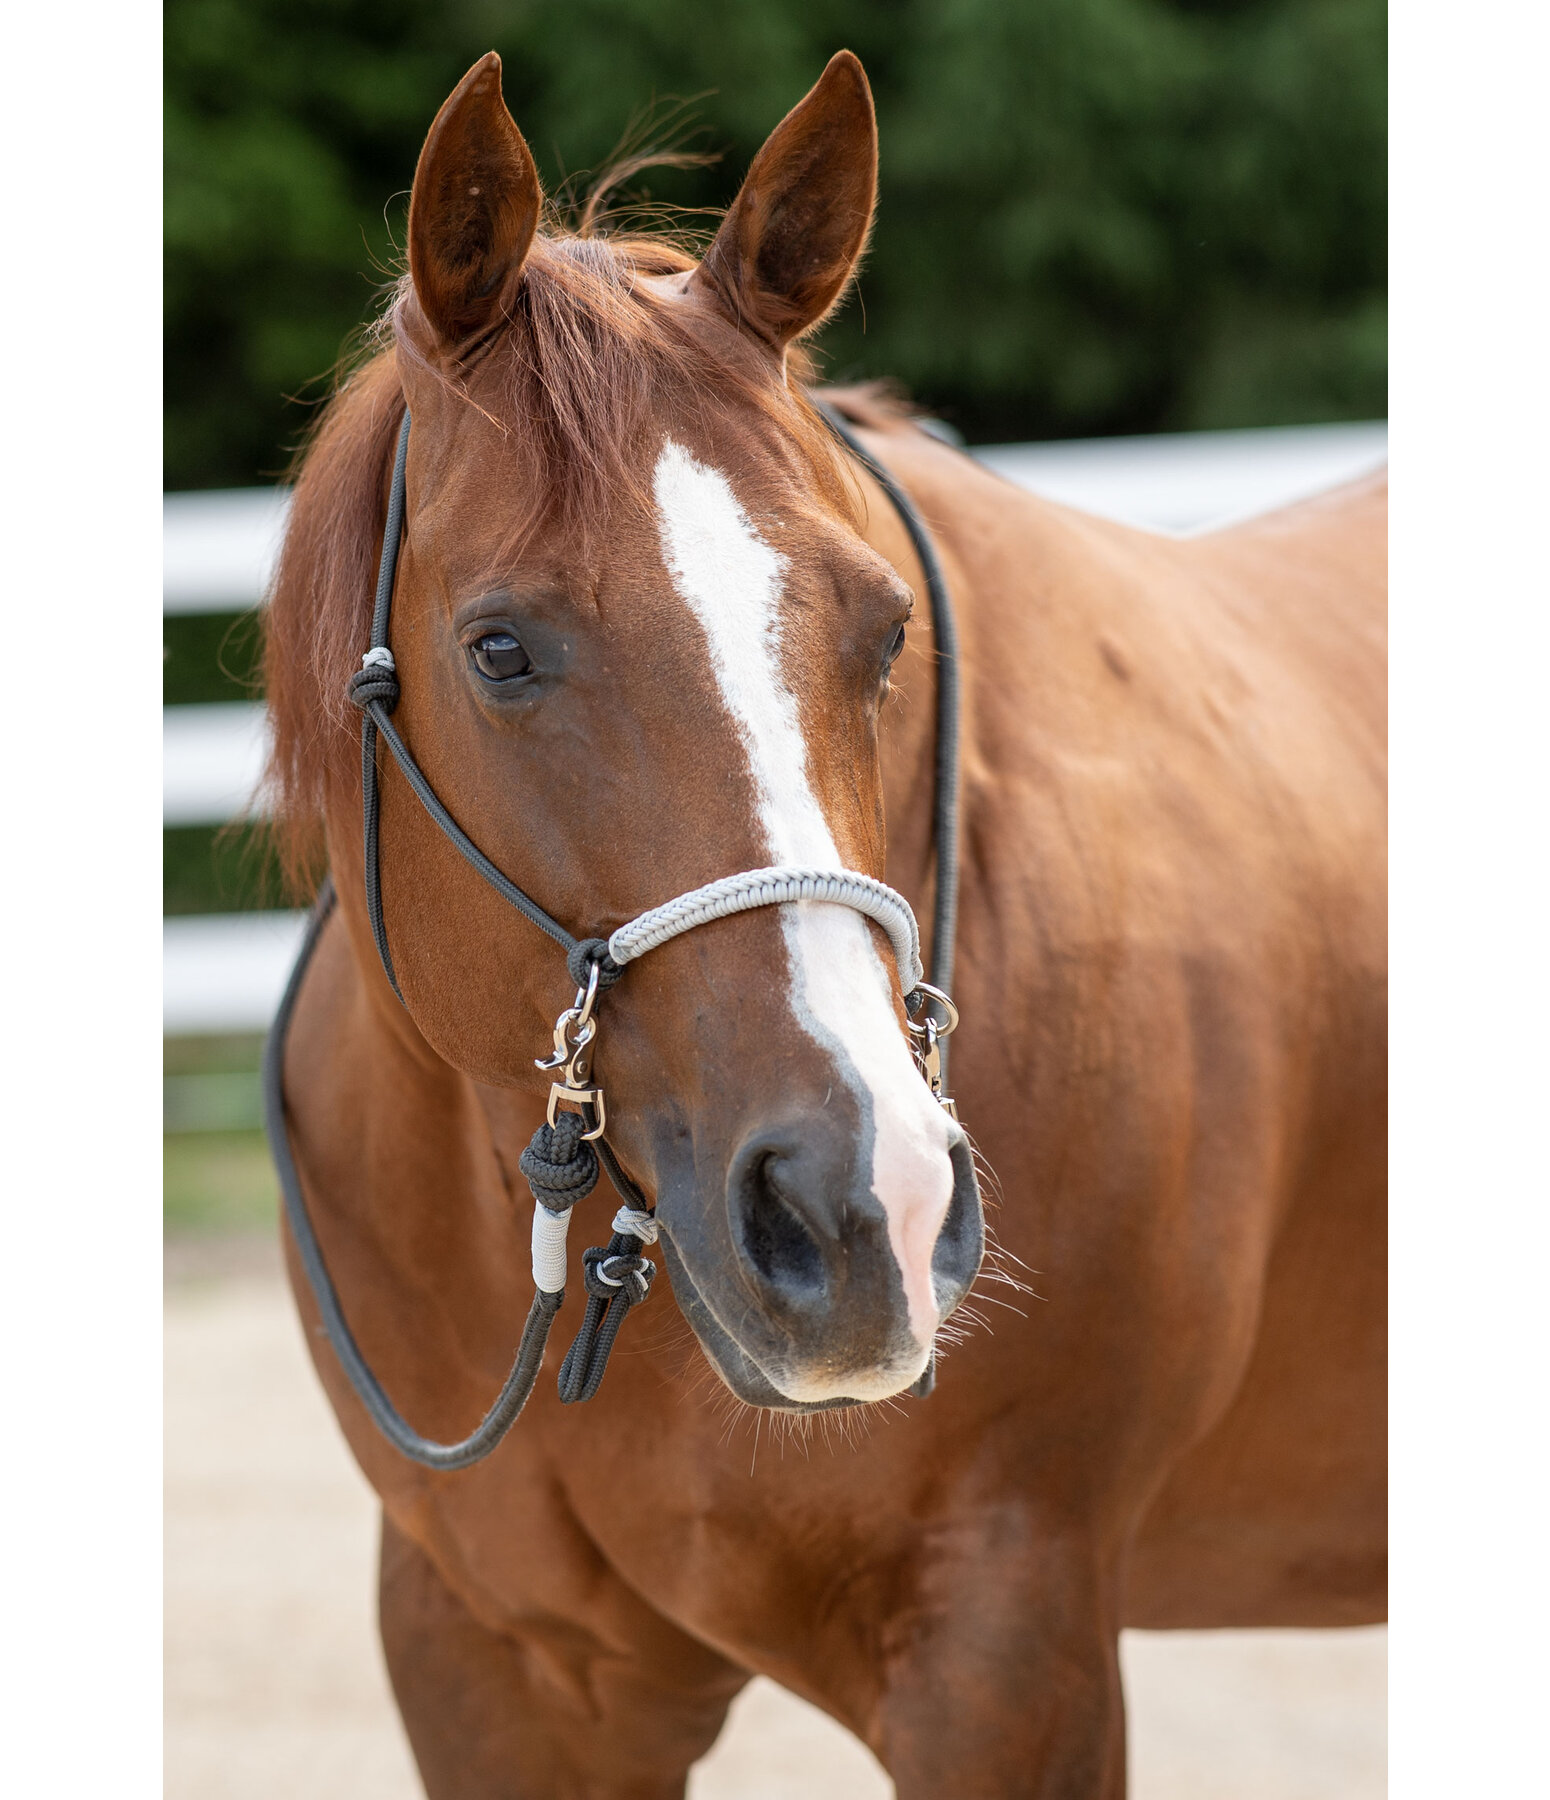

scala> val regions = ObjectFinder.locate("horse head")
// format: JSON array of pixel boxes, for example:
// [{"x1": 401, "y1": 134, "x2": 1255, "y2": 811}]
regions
[{"x1": 281, "y1": 50, "x2": 983, "y2": 1412}]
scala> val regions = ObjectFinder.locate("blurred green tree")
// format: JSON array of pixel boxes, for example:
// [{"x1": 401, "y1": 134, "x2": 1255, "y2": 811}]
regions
[{"x1": 165, "y1": 0, "x2": 1385, "y2": 489}]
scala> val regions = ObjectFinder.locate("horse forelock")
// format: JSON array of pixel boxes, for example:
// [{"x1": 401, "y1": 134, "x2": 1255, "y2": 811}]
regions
[{"x1": 262, "y1": 224, "x2": 857, "y2": 896}]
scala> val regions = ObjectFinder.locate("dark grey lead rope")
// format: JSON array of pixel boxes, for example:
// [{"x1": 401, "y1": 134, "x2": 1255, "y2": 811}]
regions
[
  {"x1": 264, "y1": 398, "x2": 961, "y2": 1469},
  {"x1": 264, "y1": 881, "x2": 566, "y2": 1468}
]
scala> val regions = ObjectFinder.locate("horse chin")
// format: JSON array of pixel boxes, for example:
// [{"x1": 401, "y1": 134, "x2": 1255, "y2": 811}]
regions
[{"x1": 657, "y1": 1232, "x2": 933, "y2": 1413}]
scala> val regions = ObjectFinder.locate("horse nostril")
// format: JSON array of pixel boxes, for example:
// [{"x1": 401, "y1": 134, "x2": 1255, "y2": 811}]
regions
[
  {"x1": 932, "y1": 1134, "x2": 985, "y2": 1316},
  {"x1": 734, "y1": 1147, "x2": 827, "y2": 1302}
]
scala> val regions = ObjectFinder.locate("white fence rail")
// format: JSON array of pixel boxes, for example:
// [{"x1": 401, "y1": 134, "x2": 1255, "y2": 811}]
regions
[
  {"x1": 164, "y1": 488, "x2": 290, "y2": 614},
  {"x1": 164, "y1": 911, "x2": 309, "y2": 1037},
  {"x1": 164, "y1": 703, "x2": 270, "y2": 827},
  {"x1": 164, "y1": 420, "x2": 1386, "y2": 1033},
  {"x1": 973, "y1": 420, "x2": 1386, "y2": 534}
]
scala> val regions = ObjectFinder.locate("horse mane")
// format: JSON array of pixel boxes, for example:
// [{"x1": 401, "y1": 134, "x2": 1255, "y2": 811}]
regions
[{"x1": 263, "y1": 222, "x2": 864, "y2": 895}]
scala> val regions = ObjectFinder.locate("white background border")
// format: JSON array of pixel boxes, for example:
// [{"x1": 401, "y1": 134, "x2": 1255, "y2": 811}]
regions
[
  {"x1": 1390, "y1": 2, "x2": 1549, "y2": 1791},
  {"x1": 2, "y1": 5, "x2": 1543, "y2": 1791},
  {"x1": 3, "y1": 4, "x2": 163, "y2": 1791}
]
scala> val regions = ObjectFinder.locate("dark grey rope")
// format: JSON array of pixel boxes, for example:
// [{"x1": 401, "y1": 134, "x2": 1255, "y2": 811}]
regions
[
  {"x1": 518, "y1": 1109, "x2": 600, "y2": 1208},
  {"x1": 355, "y1": 410, "x2": 411, "y2": 1000},
  {"x1": 817, "y1": 404, "x2": 962, "y2": 1082},
  {"x1": 370, "y1": 409, "x2": 412, "y2": 645},
  {"x1": 367, "y1": 704, "x2": 579, "y2": 953},
  {"x1": 556, "y1": 1232, "x2": 656, "y2": 1404}
]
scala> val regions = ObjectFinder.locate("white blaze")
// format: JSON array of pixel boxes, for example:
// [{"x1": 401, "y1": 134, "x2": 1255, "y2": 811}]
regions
[{"x1": 652, "y1": 439, "x2": 954, "y2": 1379}]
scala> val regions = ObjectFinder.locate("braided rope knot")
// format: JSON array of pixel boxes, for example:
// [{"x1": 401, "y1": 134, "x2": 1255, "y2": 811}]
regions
[
  {"x1": 348, "y1": 647, "x2": 401, "y2": 714},
  {"x1": 581, "y1": 1245, "x2": 656, "y2": 1305},
  {"x1": 565, "y1": 936, "x2": 625, "y2": 992},
  {"x1": 607, "y1": 866, "x2": 923, "y2": 993},
  {"x1": 519, "y1": 1110, "x2": 599, "y2": 1211},
  {"x1": 612, "y1": 1206, "x2": 659, "y2": 1244}
]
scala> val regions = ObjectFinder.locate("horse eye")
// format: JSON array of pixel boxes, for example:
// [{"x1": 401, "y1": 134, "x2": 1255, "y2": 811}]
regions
[
  {"x1": 471, "y1": 631, "x2": 532, "y2": 682},
  {"x1": 883, "y1": 623, "x2": 907, "y2": 670}
]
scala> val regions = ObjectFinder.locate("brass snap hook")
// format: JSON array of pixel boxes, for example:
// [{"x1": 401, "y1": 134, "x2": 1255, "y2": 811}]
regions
[
  {"x1": 906, "y1": 980, "x2": 960, "y2": 1117},
  {"x1": 537, "y1": 960, "x2": 607, "y2": 1140}
]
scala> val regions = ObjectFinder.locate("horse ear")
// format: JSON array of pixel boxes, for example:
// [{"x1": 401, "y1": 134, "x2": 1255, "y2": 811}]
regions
[
  {"x1": 694, "y1": 50, "x2": 878, "y2": 357},
  {"x1": 408, "y1": 52, "x2": 541, "y2": 348}
]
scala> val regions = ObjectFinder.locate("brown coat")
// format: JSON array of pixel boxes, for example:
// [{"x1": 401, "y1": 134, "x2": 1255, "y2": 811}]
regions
[{"x1": 268, "y1": 52, "x2": 1385, "y2": 1799}]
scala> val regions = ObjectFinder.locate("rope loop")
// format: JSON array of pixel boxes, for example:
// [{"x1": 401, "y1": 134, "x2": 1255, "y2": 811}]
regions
[
  {"x1": 348, "y1": 649, "x2": 401, "y2": 715},
  {"x1": 556, "y1": 1230, "x2": 660, "y2": 1404},
  {"x1": 566, "y1": 936, "x2": 625, "y2": 991},
  {"x1": 519, "y1": 1111, "x2": 599, "y2": 1211},
  {"x1": 581, "y1": 1244, "x2": 656, "y2": 1305}
]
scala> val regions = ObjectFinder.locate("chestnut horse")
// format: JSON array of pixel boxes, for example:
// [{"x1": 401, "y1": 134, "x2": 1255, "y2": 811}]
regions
[{"x1": 265, "y1": 49, "x2": 1386, "y2": 1799}]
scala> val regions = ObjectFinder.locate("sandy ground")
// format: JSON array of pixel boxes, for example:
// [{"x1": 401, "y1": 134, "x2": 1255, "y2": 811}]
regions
[{"x1": 166, "y1": 1247, "x2": 1385, "y2": 1799}]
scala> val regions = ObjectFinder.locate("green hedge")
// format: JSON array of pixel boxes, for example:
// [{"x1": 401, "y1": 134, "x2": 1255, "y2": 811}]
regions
[
  {"x1": 164, "y1": 608, "x2": 264, "y2": 705},
  {"x1": 166, "y1": 0, "x2": 1385, "y2": 490}
]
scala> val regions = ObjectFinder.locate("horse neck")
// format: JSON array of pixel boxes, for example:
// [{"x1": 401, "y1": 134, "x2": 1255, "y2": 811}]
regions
[{"x1": 873, "y1": 432, "x2": 1387, "y2": 1167}]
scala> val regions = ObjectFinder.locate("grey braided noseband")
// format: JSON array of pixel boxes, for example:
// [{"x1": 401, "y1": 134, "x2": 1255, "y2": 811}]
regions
[
  {"x1": 265, "y1": 400, "x2": 962, "y2": 1470},
  {"x1": 609, "y1": 866, "x2": 922, "y2": 991}
]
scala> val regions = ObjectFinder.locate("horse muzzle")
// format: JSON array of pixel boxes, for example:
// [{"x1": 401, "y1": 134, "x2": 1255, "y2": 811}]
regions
[{"x1": 657, "y1": 1117, "x2": 984, "y2": 1411}]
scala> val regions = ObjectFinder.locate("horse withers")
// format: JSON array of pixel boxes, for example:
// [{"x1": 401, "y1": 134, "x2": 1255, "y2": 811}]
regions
[{"x1": 265, "y1": 49, "x2": 1386, "y2": 1798}]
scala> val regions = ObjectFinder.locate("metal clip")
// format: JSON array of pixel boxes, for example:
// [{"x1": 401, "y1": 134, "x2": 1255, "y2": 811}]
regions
[
  {"x1": 536, "y1": 962, "x2": 607, "y2": 1140},
  {"x1": 906, "y1": 981, "x2": 960, "y2": 1118},
  {"x1": 548, "y1": 1079, "x2": 606, "y2": 1138}
]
